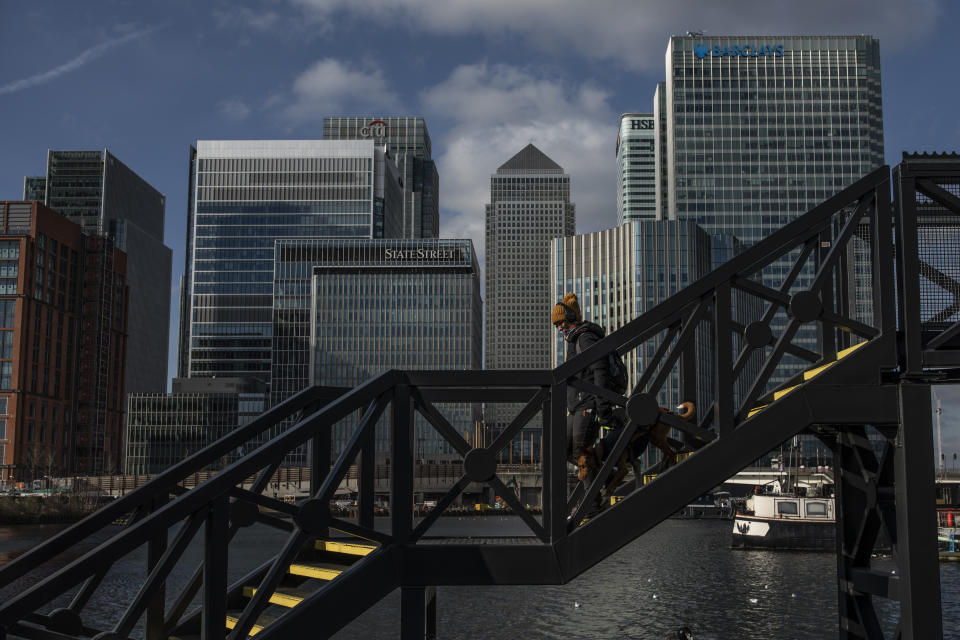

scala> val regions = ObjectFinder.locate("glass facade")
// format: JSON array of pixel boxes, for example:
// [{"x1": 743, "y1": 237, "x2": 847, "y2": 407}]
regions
[
  {"x1": 485, "y1": 144, "x2": 576, "y2": 372},
  {"x1": 662, "y1": 35, "x2": 884, "y2": 241},
  {"x1": 485, "y1": 144, "x2": 576, "y2": 433},
  {"x1": 617, "y1": 114, "x2": 657, "y2": 224},
  {"x1": 24, "y1": 150, "x2": 171, "y2": 395},
  {"x1": 125, "y1": 379, "x2": 266, "y2": 475},
  {"x1": 268, "y1": 238, "x2": 481, "y2": 459},
  {"x1": 323, "y1": 117, "x2": 439, "y2": 239},
  {"x1": 552, "y1": 221, "x2": 713, "y2": 404},
  {"x1": 552, "y1": 221, "x2": 765, "y2": 465},
  {"x1": 658, "y1": 35, "x2": 884, "y2": 390},
  {"x1": 184, "y1": 140, "x2": 403, "y2": 386}
]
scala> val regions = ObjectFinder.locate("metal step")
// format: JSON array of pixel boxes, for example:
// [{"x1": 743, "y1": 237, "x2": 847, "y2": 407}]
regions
[
  {"x1": 288, "y1": 561, "x2": 346, "y2": 580},
  {"x1": 241, "y1": 585, "x2": 313, "y2": 608},
  {"x1": 225, "y1": 612, "x2": 277, "y2": 636},
  {"x1": 314, "y1": 539, "x2": 376, "y2": 556},
  {"x1": 748, "y1": 341, "x2": 868, "y2": 418}
]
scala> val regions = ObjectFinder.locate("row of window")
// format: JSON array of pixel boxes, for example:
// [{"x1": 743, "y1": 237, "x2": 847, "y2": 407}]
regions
[{"x1": 198, "y1": 157, "x2": 373, "y2": 173}]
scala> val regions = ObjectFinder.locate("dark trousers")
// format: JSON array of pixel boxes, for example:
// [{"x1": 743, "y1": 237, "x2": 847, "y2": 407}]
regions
[{"x1": 567, "y1": 410, "x2": 599, "y2": 497}]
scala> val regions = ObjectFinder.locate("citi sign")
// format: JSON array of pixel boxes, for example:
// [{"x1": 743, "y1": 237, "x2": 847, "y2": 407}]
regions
[
  {"x1": 694, "y1": 43, "x2": 784, "y2": 59},
  {"x1": 359, "y1": 119, "x2": 387, "y2": 139}
]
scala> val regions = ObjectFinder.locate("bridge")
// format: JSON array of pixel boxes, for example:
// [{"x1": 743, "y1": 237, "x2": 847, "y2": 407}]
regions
[{"x1": 1, "y1": 154, "x2": 959, "y2": 639}]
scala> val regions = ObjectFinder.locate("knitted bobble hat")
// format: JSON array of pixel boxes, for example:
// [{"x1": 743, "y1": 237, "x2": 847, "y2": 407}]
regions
[{"x1": 551, "y1": 292, "x2": 581, "y2": 325}]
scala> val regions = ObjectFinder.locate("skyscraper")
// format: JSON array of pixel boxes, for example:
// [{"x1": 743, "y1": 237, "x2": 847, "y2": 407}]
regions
[
  {"x1": 0, "y1": 202, "x2": 128, "y2": 481},
  {"x1": 179, "y1": 140, "x2": 403, "y2": 387},
  {"x1": 616, "y1": 113, "x2": 657, "y2": 224},
  {"x1": 658, "y1": 35, "x2": 884, "y2": 241},
  {"x1": 22, "y1": 150, "x2": 170, "y2": 395},
  {"x1": 270, "y1": 238, "x2": 481, "y2": 460},
  {"x1": 484, "y1": 144, "x2": 575, "y2": 375},
  {"x1": 323, "y1": 117, "x2": 439, "y2": 239},
  {"x1": 551, "y1": 221, "x2": 714, "y2": 414}
]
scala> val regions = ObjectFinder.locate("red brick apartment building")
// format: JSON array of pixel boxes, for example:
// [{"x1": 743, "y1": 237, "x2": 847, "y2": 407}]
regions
[{"x1": 0, "y1": 202, "x2": 128, "y2": 486}]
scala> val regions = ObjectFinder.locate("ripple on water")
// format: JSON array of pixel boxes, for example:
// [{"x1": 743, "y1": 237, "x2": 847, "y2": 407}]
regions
[{"x1": 2, "y1": 517, "x2": 957, "y2": 639}]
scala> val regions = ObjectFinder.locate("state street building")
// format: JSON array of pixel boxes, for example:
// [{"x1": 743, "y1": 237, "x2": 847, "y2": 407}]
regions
[{"x1": 272, "y1": 238, "x2": 481, "y2": 460}]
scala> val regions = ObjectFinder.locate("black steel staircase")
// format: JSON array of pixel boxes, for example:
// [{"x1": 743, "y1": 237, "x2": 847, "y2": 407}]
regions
[{"x1": 1, "y1": 155, "x2": 959, "y2": 639}]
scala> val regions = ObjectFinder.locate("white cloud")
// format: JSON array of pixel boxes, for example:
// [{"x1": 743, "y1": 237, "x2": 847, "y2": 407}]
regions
[
  {"x1": 422, "y1": 63, "x2": 618, "y2": 268},
  {"x1": 0, "y1": 24, "x2": 162, "y2": 96},
  {"x1": 219, "y1": 98, "x2": 252, "y2": 121},
  {"x1": 290, "y1": 0, "x2": 941, "y2": 70},
  {"x1": 213, "y1": 6, "x2": 284, "y2": 33},
  {"x1": 275, "y1": 58, "x2": 400, "y2": 125}
]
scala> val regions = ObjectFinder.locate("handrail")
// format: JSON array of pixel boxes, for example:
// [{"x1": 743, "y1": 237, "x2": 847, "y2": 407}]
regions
[
  {"x1": 4, "y1": 159, "x2": 945, "y2": 640},
  {"x1": 0, "y1": 383, "x2": 337, "y2": 587},
  {"x1": 0, "y1": 372, "x2": 400, "y2": 623}
]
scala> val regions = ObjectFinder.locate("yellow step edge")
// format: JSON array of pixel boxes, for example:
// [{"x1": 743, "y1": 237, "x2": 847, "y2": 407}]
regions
[
  {"x1": 314, "y1": 540, "x2": 376, "y2": 556},
  {"x1": 225, "y1": 614, "x2": 271, "y2": 636},
  {"x1": 242, "y1": 585, "x2": 309, "y2": 608},
  {"x1": 802, "y1": 360, "x2": 837, "y2": 380},
  {"x1": 288, "y1": 562, "x2": 344, "y2": 580},
  {"x1": 837, "y1": 341, "x2": 867, "y2": 359},
  {"x1": 802, "y1": 341, "x2": 868, "y2": 381},
  {"x1": 748, "y1": 405, "x2": 766, "y2": 418},
  {"x1": 773, "y1": 384, "x2": 800, "y2": 401},
  {"x1": 748, "y1": 342, "x2": 868, "y2": 418}
]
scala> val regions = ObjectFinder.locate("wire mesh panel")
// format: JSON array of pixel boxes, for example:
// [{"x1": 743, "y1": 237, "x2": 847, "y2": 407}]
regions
[{"x1": 917, "y1": 211, "x2": 960, "y2": 329}]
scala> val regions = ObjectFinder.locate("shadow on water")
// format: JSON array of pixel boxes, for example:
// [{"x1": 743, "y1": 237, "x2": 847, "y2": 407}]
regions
[{"x1": 1, "y1": 517, "x2": 957, "y2": 639}]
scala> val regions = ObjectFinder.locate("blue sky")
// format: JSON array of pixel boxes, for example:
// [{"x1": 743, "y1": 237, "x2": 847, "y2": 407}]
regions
[{"x1": 1, "y1": 0, "x2": 959, "y2": 458}]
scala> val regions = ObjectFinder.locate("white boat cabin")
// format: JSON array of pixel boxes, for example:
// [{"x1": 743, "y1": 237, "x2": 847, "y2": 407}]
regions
[{"x1": 746, "y1": 493, "x2": 834, "y2": 521}]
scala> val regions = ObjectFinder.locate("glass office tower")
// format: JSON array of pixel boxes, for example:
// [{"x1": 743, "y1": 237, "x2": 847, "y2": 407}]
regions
[
  {"x1": 485, "y1": 144, "x2": 576, "y2": 371},
  {"x1": 323, "y1": 117, "x2": 439, "y2": 239},
  {"x1": 270, "y1": 238, "x2": 481, "y2": 459},
  {"x1": 485, "y1": 144, "x2": 576, "y2": 433},
  {"x1": 181, "y1": 140, "x2": 403, "y2": 387},
  {"x1": 616, "y1": 114, "x2": 657, "y2": 224},
  {"x1": 551, "y1": 221, "x2": 713, "y2": 409},
  {"x1": 125, "y1": 377, "x2": 266, "y2": 475},
  {"x1": 660, "y1": 35, "x2": 884, "y2": 241},
  {"x1": 22, "y1": 150, "x2": 171, "y2": 395},
  {"x1": 658, "y1": 35, "x2": 884, "y2": 391}
]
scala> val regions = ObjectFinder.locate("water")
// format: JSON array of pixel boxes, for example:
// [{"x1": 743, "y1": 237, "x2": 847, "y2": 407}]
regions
[{"x1": 2, "y1": 517, "x2": 958, "y2": 639}]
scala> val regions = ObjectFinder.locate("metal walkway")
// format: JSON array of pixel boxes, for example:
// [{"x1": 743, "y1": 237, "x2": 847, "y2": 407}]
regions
[{"x1": 2, "y1": 155, "x2": 959, "y2": 639}]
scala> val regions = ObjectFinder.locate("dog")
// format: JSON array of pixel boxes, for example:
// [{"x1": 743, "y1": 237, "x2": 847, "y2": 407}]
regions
[{"x1": 577, "y1": 401, "x2": 695, "y2": 497}]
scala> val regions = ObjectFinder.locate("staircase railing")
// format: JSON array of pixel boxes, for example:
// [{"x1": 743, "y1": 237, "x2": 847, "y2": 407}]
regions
[{"x1": 0, "y1": 162, "x2": 943, "y2": 640}]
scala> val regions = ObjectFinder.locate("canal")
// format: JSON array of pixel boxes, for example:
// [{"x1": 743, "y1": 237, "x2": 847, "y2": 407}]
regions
[{"x1": 1, "y1": 517, "x2": 957, "y2": 639}]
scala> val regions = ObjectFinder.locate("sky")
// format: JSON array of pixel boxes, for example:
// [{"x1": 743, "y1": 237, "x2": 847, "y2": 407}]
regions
[{"x1": 1, "y1": 0, "x2": 959, "y2": 459}]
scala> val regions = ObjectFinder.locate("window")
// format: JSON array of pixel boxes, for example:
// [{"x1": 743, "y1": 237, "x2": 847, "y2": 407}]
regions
[
  {"x1": 806, "y1": 501, "x2": 828, "y2": 517},
  {"x1": 776, "y1": 500, "x2": 799, "y2": 515}
]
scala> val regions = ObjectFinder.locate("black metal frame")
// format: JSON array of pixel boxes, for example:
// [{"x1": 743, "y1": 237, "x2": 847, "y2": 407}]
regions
[{"x1": 0, "y1": 159, "x2": 954, "y2": 639}]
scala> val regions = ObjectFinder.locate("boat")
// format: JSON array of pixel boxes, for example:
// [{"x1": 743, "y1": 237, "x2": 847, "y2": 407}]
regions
[
  {"x1": 731, "y1": 480, "x2": 837, "y2": 550},
  {"x1": 673, "y1": 491, "x2": 745, "y2": 520}
]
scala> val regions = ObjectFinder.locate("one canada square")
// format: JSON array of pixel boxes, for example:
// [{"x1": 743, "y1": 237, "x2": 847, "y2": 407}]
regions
[{"x1": 484, "y1": 144, "x2": 575, "y2": 389}]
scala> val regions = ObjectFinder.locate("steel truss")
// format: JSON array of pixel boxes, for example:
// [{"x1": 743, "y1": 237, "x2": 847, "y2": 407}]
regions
[{"x1": 1, "y1": 157, "x2": 958, "y2": 639}]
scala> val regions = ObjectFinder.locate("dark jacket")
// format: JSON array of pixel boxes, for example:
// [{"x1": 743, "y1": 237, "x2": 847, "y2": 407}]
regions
[{"x1": 565, "y1": 321, "x2": 620, "y2": 422}]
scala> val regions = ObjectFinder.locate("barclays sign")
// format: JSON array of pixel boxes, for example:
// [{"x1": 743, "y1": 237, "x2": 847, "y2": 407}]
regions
[{"x1": 694, "y1": 43, "x2": 784, "y2": 59}]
